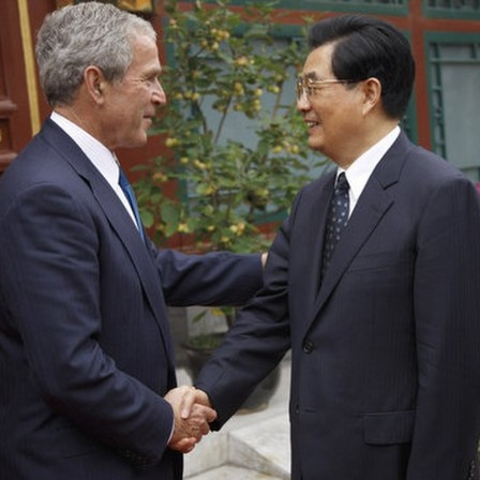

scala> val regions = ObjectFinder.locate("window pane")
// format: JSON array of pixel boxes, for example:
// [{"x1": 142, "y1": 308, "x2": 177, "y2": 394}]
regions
[
  {"x1": 430, "y1": 41, "x2": 480, "y2": 181},
  {"x1": 427, "y1": 0, "x2": 480, "y2": 12},
  {"x1": 441, "y1": 63, "x2": 480, "y2": 177}
]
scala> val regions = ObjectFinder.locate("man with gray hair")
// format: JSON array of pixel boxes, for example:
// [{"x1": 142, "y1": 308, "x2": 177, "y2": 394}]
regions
[{"x1": 0, "y1": 3, "x2": 264, "y2": 479}]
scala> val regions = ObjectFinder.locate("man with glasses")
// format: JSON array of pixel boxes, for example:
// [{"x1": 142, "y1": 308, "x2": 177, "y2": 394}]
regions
[{"x1": 194, "y1": 14, "x2": 480, "y2": 480}]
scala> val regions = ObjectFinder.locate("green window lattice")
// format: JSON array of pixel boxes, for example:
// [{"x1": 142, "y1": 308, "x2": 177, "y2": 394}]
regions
[{"x1": 428, "y1": 35, "x2": 480, "y2": 181}]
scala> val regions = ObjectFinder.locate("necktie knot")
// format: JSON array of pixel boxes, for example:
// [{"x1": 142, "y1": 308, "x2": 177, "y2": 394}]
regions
[{"x1": 335, "y1": 172, "x2": 349, "y2": 195}]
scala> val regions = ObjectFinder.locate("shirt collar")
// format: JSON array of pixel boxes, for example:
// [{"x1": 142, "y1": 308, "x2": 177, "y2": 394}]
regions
[
  {"x1": 50, "y1": 111, "x2": 119, "y2": 186},
  {"x1": 339, "y1": 126, "x2": 400, "y2": 205}
]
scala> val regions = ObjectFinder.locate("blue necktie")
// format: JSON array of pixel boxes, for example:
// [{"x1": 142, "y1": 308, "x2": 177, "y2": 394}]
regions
[
  {"x1": 322, "y1": 172, "x2": 349, "y2": 276},
  {"x1": 118, "y1": 168, "x2": 145, "y2": 242}
]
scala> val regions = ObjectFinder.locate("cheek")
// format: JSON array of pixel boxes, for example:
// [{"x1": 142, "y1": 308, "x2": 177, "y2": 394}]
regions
[
  {"x1": 312, "y1": 96, "x2": 338, "y2": 121},
  {"x1": 329, "y1": 98, "x2": 357, "y2": 124}
]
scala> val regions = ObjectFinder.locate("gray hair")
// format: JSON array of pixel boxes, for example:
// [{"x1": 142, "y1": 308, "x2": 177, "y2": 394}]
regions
[{"x1": 35, "y1": 2, "x2": 156, "y2": 106}]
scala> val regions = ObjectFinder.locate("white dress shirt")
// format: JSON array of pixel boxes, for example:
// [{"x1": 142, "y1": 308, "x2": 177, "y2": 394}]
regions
[
  {"x1": 338, "y1": 125, "x2": 401, "y2": 218},
  {"x1": 50, "y1": 111, "x2": 138, "y2": 227}
]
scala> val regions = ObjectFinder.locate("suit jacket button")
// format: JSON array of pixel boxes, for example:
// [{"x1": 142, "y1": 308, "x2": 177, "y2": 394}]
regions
[{"x1": 302, "y1": 341, "x2": 314, "y2": 354}]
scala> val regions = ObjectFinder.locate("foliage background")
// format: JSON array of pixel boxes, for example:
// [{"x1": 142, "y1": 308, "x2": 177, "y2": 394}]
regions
[{"x1": 135, "y1": 0, "x2": 326, "y2": 253}]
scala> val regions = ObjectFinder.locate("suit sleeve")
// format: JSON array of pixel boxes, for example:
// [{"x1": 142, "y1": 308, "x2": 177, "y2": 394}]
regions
[
  {"x1": 0, "y1": 183, "x2": 173, "y2": 467},
  {"x1": 407, "y1": 175, "x2": 480, "y2": 479},
  {"x1": 194, "y1": 211, "x2": 295, "y2": 425},
  {"x1": 154, "y1": 248, "x2": 263, "y2": 307}
]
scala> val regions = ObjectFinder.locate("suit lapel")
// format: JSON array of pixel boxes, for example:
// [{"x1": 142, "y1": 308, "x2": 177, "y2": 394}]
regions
[
  {"x1": 309, "y1": 172, "x2": 336, "y2": 296},
  {"x1": 89, "y1": 173, "x2": 177, "y2": 367},
  {"x1": 309, "y1": 132, "x2": 413, "y2": 332},
  {"x1": 314, "y1": 177, "x2": 393, "y2": 311},
  {"x1": 41, "y1": 120, "x2": 175, "y2": 364}
]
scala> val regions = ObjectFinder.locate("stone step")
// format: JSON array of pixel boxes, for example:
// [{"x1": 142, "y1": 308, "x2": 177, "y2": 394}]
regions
[
  {"x1": 186, "y1": 465, "x2": 284, "y2": 480},
  {"x1": 179, "y1": 359, "x2": 291, "y2": 479}
]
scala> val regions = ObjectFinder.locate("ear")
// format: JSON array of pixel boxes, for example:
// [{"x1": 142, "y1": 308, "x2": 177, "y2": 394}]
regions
[
  {"x1": 361, "y1": 77, "x2": 382, "y2": 116},
  {"x1": 84, "y1": 66, "x2": 107, "y2": 105}
]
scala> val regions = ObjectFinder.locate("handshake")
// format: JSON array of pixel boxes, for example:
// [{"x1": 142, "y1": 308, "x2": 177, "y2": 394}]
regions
[{"x1": 164, "y1": 386, "x2": 216, "y2": 453}]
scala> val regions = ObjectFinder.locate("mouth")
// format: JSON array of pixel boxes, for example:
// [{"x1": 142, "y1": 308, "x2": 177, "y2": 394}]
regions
[{"x1": 305, "y1": 120, "x2": 320, "y2": 131}]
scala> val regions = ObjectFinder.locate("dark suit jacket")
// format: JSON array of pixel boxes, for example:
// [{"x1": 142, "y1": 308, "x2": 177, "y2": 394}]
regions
[
  {"x1": 196, "y1": 132, "x2": 480, "y2": 480},
  {"x1": 0, "y1": 119, "x2": 263, "y2": 480}
]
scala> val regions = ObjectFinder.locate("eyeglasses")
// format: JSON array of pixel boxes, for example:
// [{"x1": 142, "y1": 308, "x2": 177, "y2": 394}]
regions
[{"x1": 296, "y1": 76, "x2": 352, "y2": 101}]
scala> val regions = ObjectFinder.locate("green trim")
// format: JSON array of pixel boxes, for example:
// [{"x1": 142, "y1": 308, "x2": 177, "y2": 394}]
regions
[
  {"x1": 227, "y1": 0, "x2": 408, "y2": 16},
  {"x1": 400, "y1": 30, "x2": 418, "y2": 144},
  {"x1": 422, "y1": 0, "x2": 480, "y2": 20},
  {"x1": 302, "y1": 0, "x2": 408, "y2": 16},
  {"x1": 256, "y1": 23, "x2": 306, "y2": 41}
]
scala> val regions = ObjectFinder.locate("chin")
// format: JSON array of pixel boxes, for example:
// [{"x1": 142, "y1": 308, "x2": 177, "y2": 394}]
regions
[
  {"x1": 307, "y1": 137, "x2": 325, "y2": 153},
  {"x1": 128, "y1": 133, "x2": 149, "y2": 149}
]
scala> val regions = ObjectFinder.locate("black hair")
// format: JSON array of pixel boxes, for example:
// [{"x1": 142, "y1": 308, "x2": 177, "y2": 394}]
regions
[{"x1": 308, "y1": 15, "x2": 415, "y2": 119}]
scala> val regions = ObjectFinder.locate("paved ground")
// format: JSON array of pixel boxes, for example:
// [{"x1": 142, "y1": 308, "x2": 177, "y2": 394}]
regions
[
  {"x1": 178, "y1": 358, "x2": 291, "y2": 479},
  {"x1": 187, "y1": 465, "x2": 284, "y2": 479}
]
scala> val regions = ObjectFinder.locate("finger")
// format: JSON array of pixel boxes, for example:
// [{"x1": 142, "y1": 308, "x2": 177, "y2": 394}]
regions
[
  {"x1": 194, "y1": 389, "x2": 212, "y2": 408},
  {"x1": 205, "y1": 406, "x2": 217, "y2": 423},
  {"x1": 192, "y1": 404, "x2": 217, "y2": 423},
  {"x1": 199, "y1": 421, "x2": 210, "y2": 436},
  {"x1": 169, "y1": 436, "x2": 197, "y2": 453},
  {"x1": 180, "y1": 387, "x2": 197, "y2": 419}
]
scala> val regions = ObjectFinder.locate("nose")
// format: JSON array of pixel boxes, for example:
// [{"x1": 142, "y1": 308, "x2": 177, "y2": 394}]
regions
[
  {"x1": 152, "y1": 78, "x2": 167, "y2": 105},
  {"x1": 297, "y1": 92, "x2": 311, "y2": 112}
]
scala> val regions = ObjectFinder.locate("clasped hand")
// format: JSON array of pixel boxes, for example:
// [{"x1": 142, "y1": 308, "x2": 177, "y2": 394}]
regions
[{"x1": 164, "y1": 386, "x2": 215, "y2": 453}]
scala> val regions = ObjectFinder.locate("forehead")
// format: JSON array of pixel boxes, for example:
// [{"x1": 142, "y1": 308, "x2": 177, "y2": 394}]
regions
[
  {"x1": 127, "y1": 34, "x2": 162, "y2": 75},
  {"x1": 302, "y1": 43, "x2": 336, "y2": 79}
]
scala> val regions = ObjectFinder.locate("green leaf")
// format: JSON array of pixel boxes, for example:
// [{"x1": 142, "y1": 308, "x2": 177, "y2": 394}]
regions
[{"x1": 140, "y1": 210, "x2": 155, "y2": 228}]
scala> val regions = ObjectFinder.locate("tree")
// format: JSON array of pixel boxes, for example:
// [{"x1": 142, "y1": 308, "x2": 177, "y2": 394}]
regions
[{"x1": 135, "y1": 0, "x2": 325, "y2": 253}]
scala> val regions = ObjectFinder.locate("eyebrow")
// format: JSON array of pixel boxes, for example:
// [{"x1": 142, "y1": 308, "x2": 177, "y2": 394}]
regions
[
  {"x1": 145, "y1": 68, "x2": 162, "y2": 79},
  {"x1": 303, "y1": 72, "x2": 323, "y2": 81}
]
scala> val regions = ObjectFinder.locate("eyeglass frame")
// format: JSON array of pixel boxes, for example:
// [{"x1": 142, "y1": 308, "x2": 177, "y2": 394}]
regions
[{"x1": 295, "y1": 76, "x2": 355, "y2": 102}]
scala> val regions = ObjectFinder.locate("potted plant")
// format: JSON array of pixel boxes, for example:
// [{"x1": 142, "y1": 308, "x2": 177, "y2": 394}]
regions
[{"x1": 135, "y1": 0, "x2": 326, "y2": 409}]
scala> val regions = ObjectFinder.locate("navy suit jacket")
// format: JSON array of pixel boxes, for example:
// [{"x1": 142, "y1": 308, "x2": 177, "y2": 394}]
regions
[
  {"x1": 196, "y1": 132, "x2": 480, "y2": 480},
  {"x1": 0, "y1": 119, "x2": 263, "y2": 480}
]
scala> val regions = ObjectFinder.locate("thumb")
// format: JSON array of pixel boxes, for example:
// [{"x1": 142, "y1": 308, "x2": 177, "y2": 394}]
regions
[{"x1": 180, "y1": 388, "x2": 197, "y2": 419}]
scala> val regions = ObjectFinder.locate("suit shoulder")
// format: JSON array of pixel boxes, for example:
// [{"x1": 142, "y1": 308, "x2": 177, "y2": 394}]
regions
[
  {"x1": 389, "y1": 145, "x2": 479, "y2": 216},
  {"x1": 404, "y1": 144, "x2": 466, "y2": 182}
]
